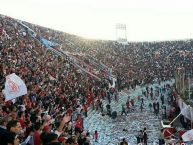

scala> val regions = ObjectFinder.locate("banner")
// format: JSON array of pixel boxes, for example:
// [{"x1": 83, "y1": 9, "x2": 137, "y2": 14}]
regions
[
  {"x1": 178, "y1": 98, "x2": 183, "y2": 110},
  {"x1": 182, "y1": 129, "x2": 193, "y2": 142},
  {"x1": 191, "y1": 108, "x2": 193, "y2": 121},
  {"x1": 178, "y1": 98, "x2": 193, "y2": 121},
  {"x1": 181, "y1": 103, "x2": 191, "y2": 120},
  {"x1": 40, "y1": 37, "x2": 57, "y2": 48},
  {"x1": 109, "y1": 77, "x2": 117, "y2": 88},
  {"x1": 3, "y1": 73, "x2": 27, "y2": 101}
]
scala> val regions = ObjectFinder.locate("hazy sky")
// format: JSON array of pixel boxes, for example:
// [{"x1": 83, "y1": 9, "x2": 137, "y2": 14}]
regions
[{"x1": 1, "y1": 0, "x2": 193, "y2": 41}]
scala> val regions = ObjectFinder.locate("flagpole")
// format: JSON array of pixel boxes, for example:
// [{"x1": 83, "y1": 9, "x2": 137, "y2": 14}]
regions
[
  {"x1": 169, "y1": 106, "x2": 189, "y2": 125},
  {"x1": 57, "y1": 58, "x2": 58, "y2": 80},
  {"x1": 182, "y1": 71, "x2": 185, "y2": 96},
  {"x1": 188, "y1": 73, "x2": 191, "y2": 100},
  {"x1": 169, "y1": 112, "x2": 182, "y2": 125},
  {"x1": 190, "y1": 105, "x2": 192, "y2": 129}
]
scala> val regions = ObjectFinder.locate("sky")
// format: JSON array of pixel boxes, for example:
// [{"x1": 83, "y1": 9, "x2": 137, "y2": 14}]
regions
[{"x1": 0, "y1": 0, "x2": 193, "y2": 41}]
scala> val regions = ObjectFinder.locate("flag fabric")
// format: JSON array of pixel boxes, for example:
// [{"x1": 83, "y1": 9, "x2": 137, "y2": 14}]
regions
[
  {"x1": 109, "y1": 77, "x2": 116, "y2": 88},
  {"x1": 179, "y1": 50, "x2": 186, "y2": 57},
  {"x1": 3, "y1": 73, "x2": 27, "y2": 101},
  {"x1": 49, "y1": 75, "x2": 56, "y2": 81},
  {"x1": 178, "y1": 98, "x2": 193, "y2": 121},
  {"x1": 178, "y1": 98, "x2": 183, "y2": 110},
  {"x1": 181, "y1": 103, "x2": 191, "y2": 120},
  {"x1": 182, "y1": 129, "x2": 193, "y2": 142}
]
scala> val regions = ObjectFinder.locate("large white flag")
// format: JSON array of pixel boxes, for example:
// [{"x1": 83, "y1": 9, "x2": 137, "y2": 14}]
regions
[
  {"x1": 182, "y1": 129, "x2": 193, "y2": 142},
  {"x1": 181, "y1": 103, "x2": 191, "y2": 120},
  {"x1": 3, "y1": 73, "x2": 27, "y2": 101}
]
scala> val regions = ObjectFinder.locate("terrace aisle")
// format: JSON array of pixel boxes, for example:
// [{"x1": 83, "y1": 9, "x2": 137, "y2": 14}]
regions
[{"x1": 84, "y1": 80, "x2": 174, "y2": 145}]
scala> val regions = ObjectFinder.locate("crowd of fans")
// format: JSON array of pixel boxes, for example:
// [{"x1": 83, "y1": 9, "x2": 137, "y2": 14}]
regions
[
  {"x1": 0, "y1": 15, "x2": 110, "y2": 145},
  {"x1": 0, "y1": 14, "x2": 193, "y2": 145},
  {"x1": 22, "y1": 20, "x2": 193, "y2": 89}
]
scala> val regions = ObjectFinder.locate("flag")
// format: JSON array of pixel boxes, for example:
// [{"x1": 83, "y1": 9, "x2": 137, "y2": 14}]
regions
[
  {"x1": 49, "y1": 75, "x2": 56, "y2": 81},
  {"x1": 3, "y1": 73, "x2": 27, "y2": 101},
  {"x1": 155, "y1": 51, "x2": 160, "y2": 59},
  {"x1": 179, "y1": 50, "x2": 186, "y2": 57},
  {"x1": 109, "y1": 77, "x2": 116, "y2": 88},
  {"x1": 181, "y1": 103, "x2": 191, "y2": 120},
  {"x1": 182, "y1": 129, "x2": 193, "y2": 142}
]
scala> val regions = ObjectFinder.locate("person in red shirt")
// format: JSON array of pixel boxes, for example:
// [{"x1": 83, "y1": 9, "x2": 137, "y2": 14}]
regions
[
  {"x1": 18, "y1": 111, "x2": 25, "y2": 129},
  {"x1": 94, "y1": 130, "x2": 98, "y2": 142},
  {"x1": 66, "y1": 106, "x2": 73, "y2": 116},
  {"x1": 75, "y1": 116, "x2": 83, "y2": 134},
  {"x1": 33, "y1": 123, "x2": 42, "y2": 145},
  {"x1": 130, "y1": 99, "x2": 135, "y2": 106},
  {"x1": 10, "y1": 107, "x2": 17, "y2": 120},
  {"x1": 83, "y1": 104, "x2": 88, "y2": 117}
]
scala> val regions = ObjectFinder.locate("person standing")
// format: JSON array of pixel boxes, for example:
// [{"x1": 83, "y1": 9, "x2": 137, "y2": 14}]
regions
[
  {"x1": 153, "y1": 101, "x2": 156, "y2": 114},
  {"x1": 33, "y1": 122, "x2": 42, "y2": 145},
  {"x1": 127, "y1": 95, "x2": 130, "y2": 102},
  {"x1": 0, "y1": 117, "x2": 10, "y2": 145},
  {"x1": 99, "y1": 100, "x2": 103, "y2": 113},
  {"x1": 141, "y1": 97, "x2": 144, "y2": 105},
  {"x1": 94, "y1": 130, "x2": 98, "y2": 142},
  {"x1": 140, "y1": 103, "x2": 143, "y2": 112},
  {"x1": 160, "y1": 94, "x2": 164, "y2": 105},
  {"x1": 7, "y1": 133, "x2": 20, "y2": 145},
  {"x1": 83, "y1": 103, "x2": 88, "y2": 117},
  {"x1": 150, "y1": 87, "x2": 153, "y2": 94},
  {"x1": 138, "y1": 130, "x2": 143, "y2": 143},
  {"x1": 119, "y1": 138, "x2": 128, "y2": 145},
  {"x1": 146, "y1": 86, "x2": 149, "y2": 95},
  {"x1": 130, "y1": 99, "x2": 134, "y2": 106},
  {"x1": 121, "y1": 104, "x2": 127, "y2": 115},
  {"x1": 114, "y1": 90, "x2": 118, "y2": 102},
  {"x1": 149, "y1": 102, "x2": 152, "y2": 112},
  {"x1": 126, "y1": 101, "x2": 130, "y2": 113},
  {"x1": 107, "y1": 92, "x2": 111, "y2": 104},
  {"x1": 136, "y1": 131, "x2": 141, "y2": 144},
  {"x1": 150, "y1": 92, "x2": 154, "y2": 100},
  {"x1": 143, "y1": 131, "x2": 148, "y2": 145},
  {"x1": 106, "y1": 104, "x2": 112, "y2": 117},
  {"x1": 156, "y1": 101, "x2": 160, "y2": 115}
]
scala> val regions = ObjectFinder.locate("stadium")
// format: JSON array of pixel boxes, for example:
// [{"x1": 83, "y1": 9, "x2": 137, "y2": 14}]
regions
[{"x1": 0, "y1": 0, "x2": 193, "y2": 145}]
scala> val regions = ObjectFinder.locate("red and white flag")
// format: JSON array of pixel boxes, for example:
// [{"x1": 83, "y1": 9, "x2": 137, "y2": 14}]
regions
[
  {"x1": 182, "y1": 129, "x2": 193, "y2": 142},
  {"x1": 3, "y1": 73, "x2": 27, "y2": 101}
]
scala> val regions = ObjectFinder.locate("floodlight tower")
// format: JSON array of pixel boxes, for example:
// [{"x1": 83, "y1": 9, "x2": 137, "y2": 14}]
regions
[{"x1": 115, "y1": 23, "x2": 127, "y2": 44}]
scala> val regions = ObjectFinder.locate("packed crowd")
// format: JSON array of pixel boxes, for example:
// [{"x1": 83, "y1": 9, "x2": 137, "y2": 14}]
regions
[
  {"x1": 22, "y1": 20, "x2": 193, "y2": 89},
  {"x1": 0, "y1": 14, "x2": 193, "y2": 145},
  {"x1": 0, "y1": 15, "x2": 110, "y2": 145}
]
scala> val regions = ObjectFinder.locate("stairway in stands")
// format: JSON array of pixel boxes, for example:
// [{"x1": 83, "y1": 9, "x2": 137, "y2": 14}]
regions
[{"x1": 84, "y1": 80, "x2": 174, "y2": 145}]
